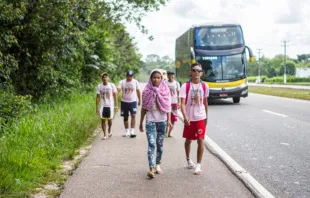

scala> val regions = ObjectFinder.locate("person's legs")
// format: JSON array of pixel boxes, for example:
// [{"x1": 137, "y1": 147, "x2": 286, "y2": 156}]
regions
[
  {"x1": 108, "y1": 119, "x2": 112, "y2": 137},
  {"x1": 101, "y1": 119, "x2": 107, "y2": 139},
  {"x1": 183, "y1": 122, "x2": 196, "y2": 168},
  {"x1": 129, "y1": 102, "x2": 137, "y2": 137},
  {"x1": 194, "y1": 120, "x2": 206, "y2": 175},
  {"x1": 121, "y1": 101, "x2": 130, "y2": 136},
  {"x1": 146, "y1": 121, "x2": 156, "y2": 178},
  {"x1": 155, "y1": 122, "x2": 167, "y2": 173},
  {"x1": 197, "y1": 138, "x2": 204, "y2": 163}
]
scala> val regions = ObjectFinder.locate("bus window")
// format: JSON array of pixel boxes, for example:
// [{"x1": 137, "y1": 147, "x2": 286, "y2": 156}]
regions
[{"x1": 195, "y1": 26, "x2": 244, "y2": 48}]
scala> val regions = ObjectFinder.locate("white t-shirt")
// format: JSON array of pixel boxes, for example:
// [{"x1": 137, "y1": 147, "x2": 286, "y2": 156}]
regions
[
  {"x1": 179, "y1": 82, "x2": 209, "y2": 121},
  {"x1": 118, "y1": 79, "x2": 140, "y2": 103},
  {"x1": 96, "y1": 83, "x2": 117, "y2": 108},
  {"x1": 165, "y1": 80, "x2": 180, "y2": 104},
  {"x1": 146, "y1": 100, "x2": 167, "y2": 122}
]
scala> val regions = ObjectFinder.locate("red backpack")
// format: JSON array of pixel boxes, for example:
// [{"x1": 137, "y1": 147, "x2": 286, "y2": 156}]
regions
[{"x1": 185, "y1": 81, "x2": 207, "y2": 105}]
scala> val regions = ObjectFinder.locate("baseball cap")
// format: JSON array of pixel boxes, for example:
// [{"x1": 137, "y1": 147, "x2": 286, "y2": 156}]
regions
[
  {"x1": 101, "y1": 72, "x2": 108, "y2": 77},
  {"x1": 126, "y1": 70, "x2": 134, "y2": 76}
]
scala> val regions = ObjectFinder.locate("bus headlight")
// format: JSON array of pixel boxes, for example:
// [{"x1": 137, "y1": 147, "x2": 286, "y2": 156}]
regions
[
  {"x1": 239, "y1": 83, "x2": 247, "y2": 88},
  {"x1": 241, "y1": 89, "x2": 248, "y2": 95}
]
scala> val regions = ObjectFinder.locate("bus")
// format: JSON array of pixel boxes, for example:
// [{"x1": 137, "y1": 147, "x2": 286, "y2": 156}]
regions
[{"x1": 175, "y1": 23, "x2": 254, "y2": 103}]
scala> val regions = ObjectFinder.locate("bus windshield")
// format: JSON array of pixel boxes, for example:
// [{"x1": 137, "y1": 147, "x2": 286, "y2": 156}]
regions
[
  {"x1": 195, "y1": 26, "x2": 244, "y2": 49},
  {"x1": 196, "y1": 53, "x2": 246, "y2": 82}
]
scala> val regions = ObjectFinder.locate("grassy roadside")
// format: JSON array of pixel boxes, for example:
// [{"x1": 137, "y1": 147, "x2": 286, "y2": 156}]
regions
[
  {"x1": 0, "y1": 92, "x2": 98, "y2": 197},
  {"x1": 249, "y1": 87, "x2": 310, "y2": 100}
]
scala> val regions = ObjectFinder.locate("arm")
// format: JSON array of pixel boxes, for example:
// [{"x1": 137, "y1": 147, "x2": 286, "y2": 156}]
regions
[
  {"x1": 113, "y1": 92, "x2": 118, "y2": 111},
  {"x1": 181, "y1": 98, "x2": 190, "y2": 125},
  {"x1": 177, "y1": 89, "x2": 180, "y2": 108},
  {"x1": 96, "y1": 94, "x2": 100, "y2": 115},
  {"x1": 139, "y1": 108, "x2": 147, "y2": 132},
  {"x1": 136, "y1": 89, "x2": 141, "y2": 106}
]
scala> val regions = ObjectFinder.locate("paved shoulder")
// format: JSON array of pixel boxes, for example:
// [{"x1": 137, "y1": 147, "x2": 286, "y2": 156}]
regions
[{"x1": 60, "y1": 110, "x2": 254, "y2": 198}]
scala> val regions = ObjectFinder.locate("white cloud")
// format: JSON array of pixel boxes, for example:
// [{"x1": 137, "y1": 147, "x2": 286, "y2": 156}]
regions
[{"x1": 126, "y1": 0, "x2": 310, "y2": 60}]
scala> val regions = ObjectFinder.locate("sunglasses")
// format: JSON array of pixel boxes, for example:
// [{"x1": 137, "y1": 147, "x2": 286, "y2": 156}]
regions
[{"x1": 191, "y1": 69, "x2": 203, "y2": 73}]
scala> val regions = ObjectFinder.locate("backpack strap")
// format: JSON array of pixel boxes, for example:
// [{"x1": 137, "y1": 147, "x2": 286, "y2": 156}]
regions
[
  {"x1": 201, "y1": 82, "x2": 206, "y2": 105},
  {"x1": 185, "y1": 81, "x2": 190, "y2": 105}
]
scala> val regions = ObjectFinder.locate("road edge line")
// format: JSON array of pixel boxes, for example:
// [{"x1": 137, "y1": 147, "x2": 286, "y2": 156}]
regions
[{"x1": 177, "y1": 112, "x2": 275, "y2": 198}]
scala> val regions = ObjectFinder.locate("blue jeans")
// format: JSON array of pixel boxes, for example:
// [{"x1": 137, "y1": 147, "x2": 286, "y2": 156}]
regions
[{"x1": 145, "y1": 121, "x2": 167, "y2": 169}]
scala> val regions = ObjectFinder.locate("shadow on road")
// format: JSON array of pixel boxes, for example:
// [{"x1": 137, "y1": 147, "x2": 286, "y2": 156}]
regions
[{"x1": 208, "y1": 99, "x2": 240, "y2": 106}]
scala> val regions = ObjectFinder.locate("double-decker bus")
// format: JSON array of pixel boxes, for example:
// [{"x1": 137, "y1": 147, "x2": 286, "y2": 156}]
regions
[{"x1": 175, "y1": 23, "x2": 254, "y2": 103}]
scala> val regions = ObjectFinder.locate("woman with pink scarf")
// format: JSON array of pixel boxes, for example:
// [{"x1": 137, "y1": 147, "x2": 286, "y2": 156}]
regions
[{"x1": 139, "y1": 69, "x2": 172, "y2": 178}]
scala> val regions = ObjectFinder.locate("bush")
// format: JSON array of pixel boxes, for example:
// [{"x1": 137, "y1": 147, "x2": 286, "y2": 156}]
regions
[
  {"x1": 0, "y1": 90, "x2": 32, "y2": 123},
  {"x1": 248, "y1": 76, "x2": 257, "y2": 82}
]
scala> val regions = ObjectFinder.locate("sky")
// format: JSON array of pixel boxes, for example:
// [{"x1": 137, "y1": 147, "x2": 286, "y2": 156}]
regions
[{"x1": 126, "y1": 0, "x2": 310, "y2": 61}]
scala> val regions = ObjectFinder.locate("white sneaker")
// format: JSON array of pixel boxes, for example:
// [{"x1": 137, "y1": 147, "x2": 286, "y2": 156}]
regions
[
  {"x1": 123, "y1": 130, "x2": 130, "y2": 137},
  {"x1": 101, "y1": 135, "x2": 108, "y2": 140},
  {"x1": 187, "y1": 159, "x2": 195, "y2": 169},
  {"x1": 155, "y1": 165, "x2": 163, "y2": 174},
  {"x1": 194, "y1": 165, "x2": 202, "y2": 175}
]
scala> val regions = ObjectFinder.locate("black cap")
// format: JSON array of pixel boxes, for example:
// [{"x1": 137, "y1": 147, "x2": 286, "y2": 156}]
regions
[
  {"x1": 167, "y1": 71, "x2": 175, "y2": 75},
  {"x1": 126, "y1": 70, "x2": 134, "y2": 76}
]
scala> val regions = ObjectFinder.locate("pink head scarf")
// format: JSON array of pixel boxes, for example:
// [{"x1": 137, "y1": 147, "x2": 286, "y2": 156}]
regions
[{"x1": 142, "y1": 70, "x2": 171, "y2": 114}]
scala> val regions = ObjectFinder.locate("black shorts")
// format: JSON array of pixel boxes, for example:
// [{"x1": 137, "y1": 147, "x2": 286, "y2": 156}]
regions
[
  {"x1": 101, "y1": 107, "x2": 111, "y2": 118},
  {"x1": 121, "y1": 101, "x2": 137, "y2": 117}
]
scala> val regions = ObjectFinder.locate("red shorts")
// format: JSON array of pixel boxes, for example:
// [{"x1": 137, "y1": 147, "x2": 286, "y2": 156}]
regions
[
  {"x1": 171, "y1": 104, "x2": 178, "y2": 122},
  {"x1": 183, "y1": 120, "x2": 206, "y2": 140}
]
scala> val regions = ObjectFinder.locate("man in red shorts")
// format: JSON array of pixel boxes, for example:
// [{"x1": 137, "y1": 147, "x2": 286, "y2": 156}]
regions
[
  {"x1": 165, "y1": 71, "x2": 180, "y2": 137},
  {"x1": 179, "y1": 63, "x2": 209, "y2": 175}
]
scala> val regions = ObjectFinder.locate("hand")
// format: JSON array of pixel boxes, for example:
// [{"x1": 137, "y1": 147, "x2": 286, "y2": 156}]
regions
[
  {"x1": 115, "y1": 106, "x2": 119, "y2": 112},
  {"x1": 138, "y1": 100, "x2": 141, "y2": 106},
  {"x1": 177, "y1": 103, "x2": 181, "y2": 109},
  {"x1": 205, "y1": 118, "x2": 208, "y2": 126},
  {"x1": 167, "y1": 121, "x2": 173, "y2": 129},
  {"x1": 139, "y1": 123, "x2": 144, "y2": 132},
  {"x1": 184, "y1": 116, "x2": 190, "y2": 126}
]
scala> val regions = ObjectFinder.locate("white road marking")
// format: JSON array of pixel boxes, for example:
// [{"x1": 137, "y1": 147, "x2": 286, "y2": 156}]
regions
[
  {"x1": 280, "y1": 142, "x2": 290, "y2": 146},
  {"x1": 262, "y1": 110, "x2": 288, "y2": 118}
]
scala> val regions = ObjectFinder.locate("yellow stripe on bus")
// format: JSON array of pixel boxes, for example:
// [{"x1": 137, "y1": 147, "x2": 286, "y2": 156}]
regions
[{"x1": 205, "y1": 78, "x2": 246, "y2": 88}]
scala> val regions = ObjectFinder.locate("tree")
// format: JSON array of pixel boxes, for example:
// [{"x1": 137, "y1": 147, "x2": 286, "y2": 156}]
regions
[{"x1": 279, "y1": 61, "x2": 296, "y2": 76}]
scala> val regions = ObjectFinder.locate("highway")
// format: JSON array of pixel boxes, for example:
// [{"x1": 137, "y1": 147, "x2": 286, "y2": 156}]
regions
[{"x1": 207, "y1": 93, "x2": 310, "y2": 198}]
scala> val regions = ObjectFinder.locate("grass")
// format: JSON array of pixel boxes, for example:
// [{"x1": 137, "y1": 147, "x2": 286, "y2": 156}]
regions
[
  {"x1": 249, "y1": 87, "x2": 310, "y2": 100},
  {"x1": 0, "y1": 91, "x2": 98, "y2": 197}
]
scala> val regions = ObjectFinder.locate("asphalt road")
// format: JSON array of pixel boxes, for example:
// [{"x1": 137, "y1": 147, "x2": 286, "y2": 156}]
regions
[{"x1": 207, "y1": 93, "x2": 310, "y2": 198}]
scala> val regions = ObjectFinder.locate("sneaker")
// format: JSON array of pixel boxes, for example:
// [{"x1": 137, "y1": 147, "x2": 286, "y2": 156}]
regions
[
  {"x1": 194, "y1": 166, "x2": 202, "y2": 175},
  {"x1": 187, "y1": 159, "x2": 195, "y2": 169},
  {"x1": 123, "y1": 130, "x2": 130, "y2": 137},
  {"x1": 155, "y1": 165, "x2": 163, "y2": 174},
  {"x1": 108, "y1": 131, "x2": 113, "y2": 137},
  {"x1": 147, "y1": 169, "x2": 155, "y2": 178},
  {"x1": 101, "y1": 136, "x2": 108, "y2": 140}
]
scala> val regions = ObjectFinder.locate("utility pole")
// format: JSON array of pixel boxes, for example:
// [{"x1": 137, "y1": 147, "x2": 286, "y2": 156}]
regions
[
  {"x1": 282, "y1": 41, "x2": 288, "y2": 84},
  {"x1": 257, "y1": 49, "x2": 262, "y2": 83}
]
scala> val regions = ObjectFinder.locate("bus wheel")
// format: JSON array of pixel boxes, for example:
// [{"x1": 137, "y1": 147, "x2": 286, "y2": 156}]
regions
[{"x1": 233, "y1": 97, "x2": 240, "y2": 103}]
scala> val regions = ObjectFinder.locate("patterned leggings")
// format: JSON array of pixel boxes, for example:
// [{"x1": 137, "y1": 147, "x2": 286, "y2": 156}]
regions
[{"x1": 145, "y1": 121, "x2": 167, "y2": 169}]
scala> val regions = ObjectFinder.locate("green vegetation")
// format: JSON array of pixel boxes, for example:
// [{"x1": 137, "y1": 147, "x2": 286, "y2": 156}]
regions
[
  {"x1": 0, "y1": 0, "x2": 168, "y2": 196},
  {"x1": 0, "y1": 92, "x2": 98, "y2": 197},
  {"x1": 249, "y1": 87, "x2": 310, "y2": 100},
  {"x1": 247, "y1": 54, "x2": 310, "y2": 78},
  {"x1": 138, "y1": 54, "x2": 175, "y2": 82}
]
